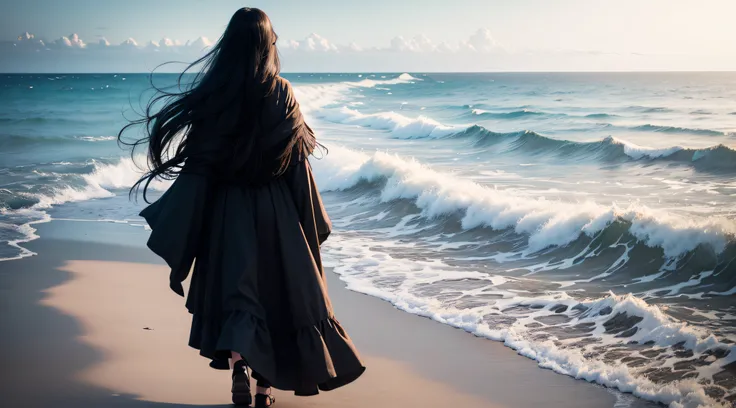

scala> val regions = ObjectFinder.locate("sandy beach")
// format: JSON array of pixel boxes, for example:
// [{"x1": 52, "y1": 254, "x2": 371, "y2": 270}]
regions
[{"x1": 0, "y1": 220, "x2": 650, "y2": 408}]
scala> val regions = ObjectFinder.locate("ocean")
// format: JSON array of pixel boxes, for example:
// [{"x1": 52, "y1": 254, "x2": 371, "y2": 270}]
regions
[{"x1": 1, "y1": 72, "x2": 735, "y2": 407}]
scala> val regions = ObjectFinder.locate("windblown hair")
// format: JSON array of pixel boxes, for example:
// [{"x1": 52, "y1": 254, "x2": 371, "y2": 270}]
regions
[{"x1": 118, "y1": 7, "x2": 283, "y2": 201}]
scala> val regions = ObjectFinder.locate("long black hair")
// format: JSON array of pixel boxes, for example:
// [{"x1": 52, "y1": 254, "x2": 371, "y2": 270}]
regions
[{"x1": 118, "y1": 7, "x2": 281, "y2": 202}]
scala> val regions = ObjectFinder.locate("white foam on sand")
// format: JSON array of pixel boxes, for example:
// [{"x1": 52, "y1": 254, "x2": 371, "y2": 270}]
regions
[
  {"x1": 0, "y1": 210, "x2": 49, "y2": 261},
  {"x1": 321, "y1": 231, "x2": 734, "y2": 408},
  {"x1": 0, "y1": 156, "x2": 170, "y2": 261}
]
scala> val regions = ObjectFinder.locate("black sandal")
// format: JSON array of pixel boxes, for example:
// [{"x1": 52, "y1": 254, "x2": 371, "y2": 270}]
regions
[
  {"x1": 254, "y1": 377, "x2": 275, "y2": 408},
  {"x1": 254, "y1": 392, "x2": 275, "y2": 408},
  {"x1": 231, "y1": 360, "x2": 252, "y2": 406}
]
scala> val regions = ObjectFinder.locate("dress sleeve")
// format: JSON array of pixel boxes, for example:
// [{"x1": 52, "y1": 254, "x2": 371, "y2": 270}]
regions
[{"x1": 139, "y1": 173, "x2": 210, "y2": 296}]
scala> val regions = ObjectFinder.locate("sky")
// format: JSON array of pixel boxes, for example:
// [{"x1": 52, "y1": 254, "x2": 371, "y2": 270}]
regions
[{"x1": 2, "y1": 0, "x2": 736, "y2": 72}]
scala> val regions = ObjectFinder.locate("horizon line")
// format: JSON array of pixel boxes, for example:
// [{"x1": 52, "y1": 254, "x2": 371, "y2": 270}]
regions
[{"x1": 4, "y1": 70, "x2": 736, "y2": 75}]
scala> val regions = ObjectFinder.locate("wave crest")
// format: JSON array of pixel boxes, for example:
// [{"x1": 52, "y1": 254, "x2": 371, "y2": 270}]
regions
[
  {"x1": 312, "y1": 145, "x2": 736, "y2": 258},
  {"x1": 447, "y1": 125, "x2": 736, "y2": 173},
  {"x1": 320, "y1": 106, "x2": 458, "y2": 139},
  {"x1": 632, "y1": 124, "x2": 729, "y2": 137}
]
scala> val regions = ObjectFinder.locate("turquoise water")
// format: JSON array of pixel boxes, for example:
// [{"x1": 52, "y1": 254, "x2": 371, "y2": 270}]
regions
[{"x1": 1, "y1": 72, "x2": 735, "y2": 407}]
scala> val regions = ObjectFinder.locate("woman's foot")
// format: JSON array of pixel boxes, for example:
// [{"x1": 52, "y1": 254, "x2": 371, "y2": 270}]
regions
[
  {"x1": 254, "y1": 385, "x2": 275, "y2": 407},
  {"x1": 231, "y1": 360, "x2": 252, "y2": 406}
]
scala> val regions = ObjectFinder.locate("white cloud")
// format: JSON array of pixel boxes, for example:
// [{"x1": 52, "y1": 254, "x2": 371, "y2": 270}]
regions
[
  {"x1": 7, "y1": 28, "x2": 733, "y2": 73},
  {"x1": 389, "y1": 35, "x2": 437, "y2": 53},
  {"x1": 279, "y1": 30, "x2": 504, "y2": 55},
  {"x1": 120, "y1": 38, "x2": 139, "y2": 48},
  {"x1": 1, "y1": 32, "x2": 220, "y2": 72},
  {"x1": 9, "y1": 29, "x2": 502, "y2": 57},
  {"x1": 14, "y1": 32, "x2": 45, "y2": 49},
  {"x1": 17, "y1": 32, "x2": 36, "y2": 42},
  {"x1": 54, "y1": 33, "x2": 86, "y2": 48},
  {"x1": 159, "y1": 38, "x2": 181, "y2": 47},
  {"x1": 280, "y1": 39, "x2": 300, "y2": 49},
  {"x1": 7, "y1": 32, "x2": 210, "y2": 54},
  {"x1": 386, "y1": 29, "x2": 502, "y2": 54},
  {"x1": 304, "y1": 33, "x2": 337, "y2": 52},
  {"x1": 280, "y1": 33, "x2": 338, "y2": 52},
  {"x1": 436, "y1": 41, "x2": 455, "y2": 53},
  {"x1": 186, "y1": 36, "x2": 212, "y2": 50},
  {"x1": 463, "y1": 28, "x2": 501, "y2": 53},
  {"x1": 346, "y1": 42, "x2": 362, "y2": 52}
]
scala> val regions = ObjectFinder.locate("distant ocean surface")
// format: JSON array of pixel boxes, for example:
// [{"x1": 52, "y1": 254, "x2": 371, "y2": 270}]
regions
[{"x1": 1, "y1": 72, "x2": 735, "y2": 407}]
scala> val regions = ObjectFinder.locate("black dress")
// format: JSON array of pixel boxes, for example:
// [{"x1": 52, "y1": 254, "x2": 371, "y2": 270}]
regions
[{"x1": 139, "y1": 77, "x2": 365, "y2": 396}]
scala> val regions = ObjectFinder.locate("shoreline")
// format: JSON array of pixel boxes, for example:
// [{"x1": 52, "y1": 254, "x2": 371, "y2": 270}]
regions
[{"x1": 0, "y1": 220, "x2": 654, "y2": 407}]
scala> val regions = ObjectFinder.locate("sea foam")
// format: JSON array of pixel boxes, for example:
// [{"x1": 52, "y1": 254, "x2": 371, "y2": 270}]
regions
[
  {"x1": 311, "y1": 145, "x2": 736, "y2": 259},
  {"x1": 0, "y1": 156, "x2": 168, "y2": 261},
  {"x1": 293, "y1": 73, "x2": 420, "y2": 114},
  {"x1": 321, "y1": 107, "x2": 458, "y2": 139},
  {"x1": 322, "y1": 231, "x2": 734, "y2": 408}
]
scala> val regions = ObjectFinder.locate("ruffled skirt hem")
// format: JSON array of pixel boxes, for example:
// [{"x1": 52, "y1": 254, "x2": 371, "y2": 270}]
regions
[{"x1": 188, "y1": 311, "x2": 365, "y2": 396}]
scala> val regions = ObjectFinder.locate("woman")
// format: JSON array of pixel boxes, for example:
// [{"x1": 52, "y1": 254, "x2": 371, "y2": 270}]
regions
[{"x1": 118, "y1": 8, "x2": 365, "y2": 407}]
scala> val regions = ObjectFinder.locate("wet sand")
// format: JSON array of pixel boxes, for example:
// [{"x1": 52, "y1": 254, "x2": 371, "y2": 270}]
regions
[{"x1": 0, "y1": 220, "x2": 640, "y2": 407}]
